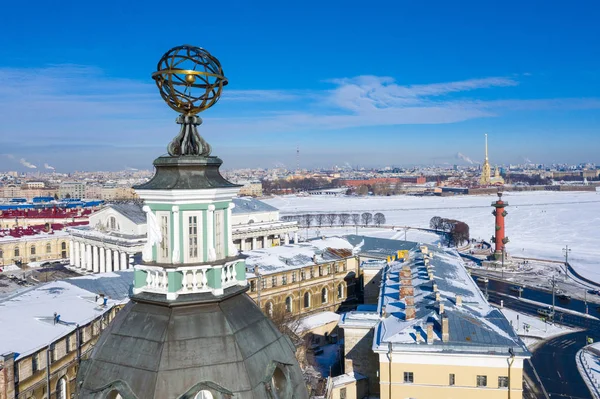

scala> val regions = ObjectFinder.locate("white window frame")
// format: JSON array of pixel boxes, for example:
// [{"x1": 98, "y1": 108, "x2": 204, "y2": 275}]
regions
[
  {"x1": 156, "y1": 211, "x2": 171, "y2": 263},
  {"x1": 214, "y1": 209, "x2": 225, "y2": 259},
  {"x1": 183, "y1": 211, "x2": 203, "y2": 263}
]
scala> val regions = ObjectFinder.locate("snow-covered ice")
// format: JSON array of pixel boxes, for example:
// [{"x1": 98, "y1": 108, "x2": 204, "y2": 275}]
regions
[
  {"x1": 577, "y1": 342, "x2": 600, "y2": 398},
  {"x1": 265, "y1": 191, "x2": 600, "y2": 282},
  {"x1": 499, "y1": 307, "x2": 576, "y2": 348}
]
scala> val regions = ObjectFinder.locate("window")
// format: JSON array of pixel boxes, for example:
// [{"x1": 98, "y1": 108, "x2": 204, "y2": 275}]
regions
[
  {"x1": 334, "y1": 263, "x2": 339, "y2": 273},
  {"x1": 66, "y1": 335, "x2": 71, "y2": 352},
  {"x1": 300, "y1": 270, "x2": 306, "y2": 281},
  {"x1": 159, "y1": 215, "x2": 169, "y2": 260},
  {"x1": 30, "y1": 246, "x2": 36, "y2": 255},
  {"x1": 61, "y1": 241, "x2": 67, "y2": 250},
  {"x1": 343, "y1": 262, "x2": 347, "y2": 271},
  {"x1": 303, "y1": 292, "x2": 311, "y2": 308},
  {"x1": 285, "y1": 296, "x2": 293, "y2": 313},
  {"x1": 340, "y1": 387, "x2": 347, "y2": 399},
  {"x1": 318, "y1": 266, "x2": 323, "y2": 276},
  {"x1": 261, "y1": 279, "x2": 267, "y2": 289},
  {"x1": 32, "y1": 353, "x2": 39, "y2": 373},
  {"x1": 476, "y1": 375, "x2": 487, "y2": 387},
  {"x1": 194, "y1": 391, "x2": 213, "y2": 399},
  {"x1": 337, "y1": 284, "x2": 344, "y2": 299},
  {"x1": 449, "y1": 373, "x2": 455, "y2": 386},
  {"x1": 291, "y1": 272, "x2": 296, "y2": 283},
  {"x1": 46, "y1": 243, "x2": 51, "y2": 254},
  {"x1": 0, "y1": 249, "x2": 3, "y2": 258},
  {"x1": 14, "y1": 248, "x2": 19, "y2": 257},
  {"x1": 310, "y1": 268, "x2": 314, "y2": 278},
  {"x1": 271, "y1": 366, "x2": 288, "y2": 399},
  {"x1": 108, "y1": 216, "x2": 117, "y2": 230},
  {"x1": 326, "y1": 265, "x2": 331, "y2": 275},
  {"x1": 250, "y1": 280, "x2": 256, "y2": 292},
  {"x1": 271, "y1": 276, "x2": 277, "y2": 287},
  {"x1": 321, "y1": 287, "x2": 328, "y2": 304},
  {"x1": 56, "y1": 377, "x2": 67, "y2": 399},
  {"x1": 214, "y1": 210, "x2": 224, "y2": 258},
  {"x1": 107, "y1": 391, "x2": 124, "y2": 399},
  {"x1": 404, "y1": 372, "x2": 414, "y2": 383},
  {"x1": 282, "y1": 275, "x2": 287, "y2": 285},
  {"x1": 498, "y1": 376, "x2": 509, "y2": 388},
  {"x1": 189, "y1": 215, "x2": 198, "y2": 259}
]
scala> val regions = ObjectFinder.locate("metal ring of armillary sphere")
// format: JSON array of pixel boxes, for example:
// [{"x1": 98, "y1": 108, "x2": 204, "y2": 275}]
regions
[{"x1": 152, "y1": 45, "x2": 228, "y2": 156}]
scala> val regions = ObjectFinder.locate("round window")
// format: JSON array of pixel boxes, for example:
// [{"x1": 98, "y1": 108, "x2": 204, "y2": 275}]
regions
[{"x1": 271, "y1": 366, "x2": 288, "y2": 398}]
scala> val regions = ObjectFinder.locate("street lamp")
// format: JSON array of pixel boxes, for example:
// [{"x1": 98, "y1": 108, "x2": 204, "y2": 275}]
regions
[{"x1": 562, "y1": 245, "x2": 571, "y2": 281}]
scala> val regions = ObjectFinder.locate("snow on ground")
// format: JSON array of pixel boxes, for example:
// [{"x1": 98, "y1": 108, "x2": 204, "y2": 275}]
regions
[
  {"x1": 577, "y1": 342, "x2": 600, "y2": 398},
  {"x1": 313, "y1": 343, "x2": 341, "y2": 377},
  {"x1": 499, "y1": 307, "x2": 576, "y2": 348},
  {"x1": 297, "y1": 226, "x2": 442, "y2": 246},
  {"x1": 265, "y1": 191, "x2": 600, "y2": 283}
]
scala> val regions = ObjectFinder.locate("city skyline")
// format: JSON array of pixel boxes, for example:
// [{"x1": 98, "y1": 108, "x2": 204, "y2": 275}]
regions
[{"x1": 1, "y1": 1, "x2": 600, "y2": 172}]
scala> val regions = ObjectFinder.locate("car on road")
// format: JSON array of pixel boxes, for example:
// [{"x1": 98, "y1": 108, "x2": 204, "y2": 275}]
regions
[
  {"x1": 510, "y1": 285, "x2": 524, "y2": 293},
  {"x1": 537, "y1": 307, "x2": 555, "y2": 318},
  {"x1": 477, "y1": 276, "x2": 489, "y2": 283},
  {"x1": 588, "y1": 289, "x2": 600, "y2": 296},
  {"x1": 556, "y1": 290, "x2": 571, "y2": 300}
]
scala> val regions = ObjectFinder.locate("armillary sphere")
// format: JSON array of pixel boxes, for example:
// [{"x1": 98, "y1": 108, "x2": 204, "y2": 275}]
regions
[{"x1": 152, "y1": 45, "x2": 228, "y2": 157}]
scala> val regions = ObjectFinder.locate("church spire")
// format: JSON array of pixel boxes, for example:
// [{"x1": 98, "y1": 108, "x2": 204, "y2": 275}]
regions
[{"x1": 485, "y1": 133, "x2": 489, "y2": 161}]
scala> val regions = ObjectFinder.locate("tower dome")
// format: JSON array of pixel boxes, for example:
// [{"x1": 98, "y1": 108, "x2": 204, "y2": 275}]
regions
[{"x1": 76, "y1": 45, "x2": 308, "y2": 399}]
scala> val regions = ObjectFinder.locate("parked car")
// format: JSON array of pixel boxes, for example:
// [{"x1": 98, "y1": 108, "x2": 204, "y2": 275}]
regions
[
  {"x1": 537, "y1": 308, "x2": 554, "y2": 318},
  {"x1": 557, "y1": 292, "x2": 571, "y2": 300},
  {"x1": 588, "y1": 289, "x2": 600, "y2": 296},
  {"x1": 477, "y1": 276, "x2": 489, "y2": 284}
]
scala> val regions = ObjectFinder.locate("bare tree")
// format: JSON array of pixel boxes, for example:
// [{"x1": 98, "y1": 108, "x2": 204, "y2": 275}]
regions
[
  {"x1": 351, "y1": 213, "x2": 360, "y2": 226},
  {"x1": 325, "y1": 213, "x2": 337, "y2": 227},
  {"x1": 361, "y1": 212, "x2": 373, "y2": 226},
  {"x1": 315, "y1": 213, "x2": 325, "y2": 227},
  {"x1": 338, "y1": 213, "x2": 350, "y2": 226},
  {"x1": 430, "y1": 216, "x2": 442, "y2": 230},
  {"x1": 374, "y1": 212, "x2": 386, "y2": 226},
  {"x1": 302, "y1": 214, "x2": 314, "y2": 228},
  {"x1": 356, "y1": 185, "x2": 369, "y2": 196}
]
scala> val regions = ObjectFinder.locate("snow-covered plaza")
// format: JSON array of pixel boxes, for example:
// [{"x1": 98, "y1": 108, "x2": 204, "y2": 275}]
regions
[{"x1": 264, "y1": 190, "x2": 600, "y2": 283}]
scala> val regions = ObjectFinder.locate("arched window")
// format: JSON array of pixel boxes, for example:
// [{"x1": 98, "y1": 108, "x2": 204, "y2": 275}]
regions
[
  {"x1": 337, "y1": 283, "x2": 345, "y2": 299},
  {"x1": 106, "y1": 390, "x2": 123, "y2": 399},
  {"x1": 14, "y1": 248, "x2": 19, "y2": 257},
  {"x1": 271, "y1": 365, "x2": 289, "y2": 398},
  {"x1": 321, "y1": 287, "x2": 328, "y2": 304},
  {"x1": 303, "y1": 292, "x2": 311, "y2": 308},
  {"x1": 108, "y1": 216, "x2": 117, "y2": 231},
  {"x1": 61, "y1": 241, "x2": 67, "y2": 250},
  {"x1": 266, "y1": 302, "x2": 274, "y2": 317},
  {"x1": 30, "y1": 246, "x2": 36, "y2": 255},
  {"x1": 56, "y1": 377, "x2": 67, "y2": 399},
  {"x1": 285, "y1": 296, "x2": 293, "y2": 313},
  {"x1": 194, "y1": 391, "x2": 214, "y2": 399},
  {"x1": 46, "y1": 243, "x2": 52, "y2": 254}
]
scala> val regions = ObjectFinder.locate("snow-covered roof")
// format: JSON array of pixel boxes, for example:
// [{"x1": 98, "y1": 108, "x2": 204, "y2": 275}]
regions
[
  {"x1": 292, "y1": 311, "x2": 340, "y2": 334},
  {"x1": 331, "y1": 372, "x2": 367, "y2": 387},
  {"x1": 232, "y1": 197, "x2": 278, "y2": 214},
  {"x1": 104, "y1": 203, "x2": 146, "y2": 225},
  {"x1": 0, "y1": 271, "x2": 132, "y2": 359},
  {"x1": 367, "y1": 242, "x2": 530, "y2": 357},
  {"x1": 244, "y1": 237, "x2": 354, "y2": 275}
]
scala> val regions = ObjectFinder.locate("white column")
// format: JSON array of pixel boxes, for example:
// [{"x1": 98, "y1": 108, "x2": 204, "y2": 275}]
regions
[
  {"x1": 99, "y1": 247, "x2": 106, "y2": 273},
  {"x1": 240, "y1": 238, "x2": 246, "y2": 251},
  {"x1": 207, "y1": 205, "x2": 216, "y2": 261},
  {"x1": 128, "y1": 254, "x2": 134, "y2": 269},
  {"x1": 227, "y1": 203, "x2": 236, "y2": 256},
  {"x1": 284, "y1": 234, "x2": 290, "y2": 245},
  {"x1": 252, "y1": 237, "x2": 257, "y2": 250},
  {"x1": 79, "y1": 242, "x2": 86, "y2": 269},
  {"x1": 120, "y1": 252, "x2": 127, "y2": 270},
  {"x1": 106, "y1": 248, "x2": 112, "y2": 272},
  {"x1": 294, "y1": 232, "x2": 298, "y2": 244},
  {"x1": 92, "y1": 246, "x2": 99, "y2": 273},
  {"x1": 172, "y1": 205, "x2": 180, "y2": 263},
  {"x1": 74, "y1": 240, "x2": 80, "y2": 268},
  {"x1": 69, "y1": 240, "x2": 75, "y2": 265},
  {"x1": 113, "y1": 250, "x2": 120, "y2": 271},
  {"x1": 264, "y1": 235, "x2": 269, "y2": 248},
  {"x1": 86, "y1": 244, "x2": 92, "y2": 271}
]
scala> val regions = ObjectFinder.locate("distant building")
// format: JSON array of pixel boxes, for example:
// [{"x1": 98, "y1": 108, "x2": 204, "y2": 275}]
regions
[
  {"x1": 0, "y1": 227, "x2": 73, "y2": 267},
  {"x1": 480, "y1": 134, "x2": 504, "y2": 186},
  {"x1": 237, "y1": 181, "x2": 263, "y2": 197},
  {"x1": 339, "y1": 176, "x2": 426, "y2": 187},
  {"x1": 59, "y1": 182, "x2": 86, "y2": 199}
]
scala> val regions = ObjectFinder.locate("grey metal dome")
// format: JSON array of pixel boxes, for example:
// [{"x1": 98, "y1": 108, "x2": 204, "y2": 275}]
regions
[{"x1": 76, "y1": 286, "x2": 308, "y2": 399}]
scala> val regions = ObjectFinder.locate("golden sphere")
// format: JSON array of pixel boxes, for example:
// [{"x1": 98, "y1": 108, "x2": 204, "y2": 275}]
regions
[{"x1": 185, "y1": 74, "x2": 196, "y2": 84}]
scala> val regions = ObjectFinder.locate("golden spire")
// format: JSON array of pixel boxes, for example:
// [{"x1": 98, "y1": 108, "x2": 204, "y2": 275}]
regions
[{"x1": 485, "y1": 133, "x2": 488, "y2": 161}]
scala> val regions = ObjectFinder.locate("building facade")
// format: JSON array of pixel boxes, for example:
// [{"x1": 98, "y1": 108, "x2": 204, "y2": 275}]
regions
[
  {"x1": 58, "y1": 183, "x2": 86, "y2": 200},
  {"x1": 0, "y1": 230, "x2": 71, "y2": 267}
]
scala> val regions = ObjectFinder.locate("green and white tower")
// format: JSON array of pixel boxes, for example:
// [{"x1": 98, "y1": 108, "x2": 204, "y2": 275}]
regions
[{"x1": 76, "y1": 46, "x2": 307, "y2": 399}]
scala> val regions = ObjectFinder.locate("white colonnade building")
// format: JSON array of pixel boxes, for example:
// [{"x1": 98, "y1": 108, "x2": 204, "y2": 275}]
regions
[{"x1": 67, "y1": 203, "x2": 146, "y2": 273}]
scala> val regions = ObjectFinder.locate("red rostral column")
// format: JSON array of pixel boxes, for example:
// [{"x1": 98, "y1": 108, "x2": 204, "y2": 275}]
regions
[{"x1": 491, "y1": 191, "x2": 509, "y2": 259}]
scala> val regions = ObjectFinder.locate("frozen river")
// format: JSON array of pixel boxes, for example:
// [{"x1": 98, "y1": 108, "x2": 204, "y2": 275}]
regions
[{"x1": 264, "y1": 190, "x2": 600, "y2": 283}]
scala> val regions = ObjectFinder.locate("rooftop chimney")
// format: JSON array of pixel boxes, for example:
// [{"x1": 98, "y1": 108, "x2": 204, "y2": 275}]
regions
[
  {"x1": 426, "y1": 322, "x2": 434, "y2": 344},
  {"x1": 428, "y1": 272, "x2": 434, "y2": 281},
  {"x1": 405, "y1": 295, "x2": 415, "y2": 306},
  {"x1": 381, "y1": 305, "x2": 387, "y2": 318},
  {"x1": 456, "y1": 295, "x2": 462, "y2": 307},
  {"x1": 405, "y1": 305, "x2": 416, "y2": 320},
  {"x1": 433, "y1": 283, "x2": 438, "y2": 292},
  {"x1": 442, "y1": 315, "x2": 449, "y2": 342},
  {"x1": 438, "y1": 302, "x2": 444, "y2": 315},
  {"x1": 435, "y1": 292, "x2": 441, "y2": 302}
]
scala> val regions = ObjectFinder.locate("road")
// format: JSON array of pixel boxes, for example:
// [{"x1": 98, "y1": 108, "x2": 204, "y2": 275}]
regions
[{"x1": 476, "y1": 275, "x2": 600, "y2": 398}]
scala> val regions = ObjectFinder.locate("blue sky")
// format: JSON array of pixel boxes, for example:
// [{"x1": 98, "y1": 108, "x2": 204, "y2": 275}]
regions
[{"x1": 1, "y1": 1, "x2": 599, "y2": 172}]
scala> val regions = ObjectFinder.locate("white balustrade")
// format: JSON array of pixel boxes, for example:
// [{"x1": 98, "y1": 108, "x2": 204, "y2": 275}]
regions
[
  {"x1": 221, "y1": 262, "x2": 238, "y2": 289},
  {"x1": 145, "y1": 269, "x2": 169, "y2": 292},
  {"x1": 181, "y1": 267, "x2": 210, "y2": 293}
]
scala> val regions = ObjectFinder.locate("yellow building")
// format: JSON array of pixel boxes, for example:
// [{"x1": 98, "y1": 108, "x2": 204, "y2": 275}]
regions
[
  {"x1": 0, "y1": 230, "x2": 70, "y2": 267},
  {"x1": 244, "y1": 237, "x2": 360, "y2": 318},
  {"x1": 340, "y1": 237, "x2": 529, "y2": 399},
  {"x1": 0, "y1": 276, "x2": 128, "y2": 399}
]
